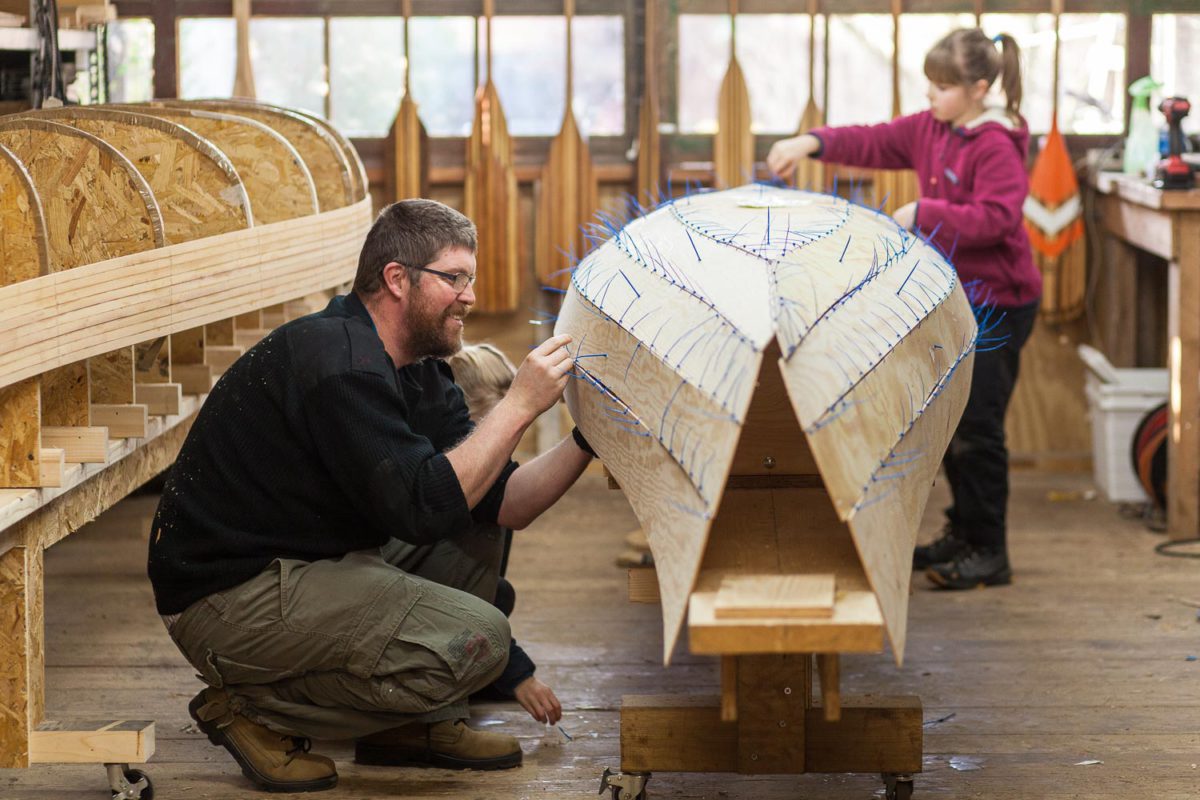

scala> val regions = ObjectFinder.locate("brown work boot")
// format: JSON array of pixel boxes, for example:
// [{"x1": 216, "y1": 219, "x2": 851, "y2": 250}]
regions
[
  {"x1": 189, "y1": 687, "x2": 338, "y2": 793},
  {"x1": 355, "y1": 719, "x2": 522, "y2": 770}
]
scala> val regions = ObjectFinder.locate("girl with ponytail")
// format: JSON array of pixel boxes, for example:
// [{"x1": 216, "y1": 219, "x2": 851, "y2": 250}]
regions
[{"x1": 768, "y1": 28, "x2": 1042, "y2": 591}]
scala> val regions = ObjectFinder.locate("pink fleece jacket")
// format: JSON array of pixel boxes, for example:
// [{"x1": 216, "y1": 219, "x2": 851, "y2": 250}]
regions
[{"x1": 812, "y1": 109, "x2": 1042, "y2": 308}]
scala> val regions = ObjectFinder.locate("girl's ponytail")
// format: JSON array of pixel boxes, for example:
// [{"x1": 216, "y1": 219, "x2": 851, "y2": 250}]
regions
[{"x1": 994, "y1": 33, "x2": 1023, "y2": 120}]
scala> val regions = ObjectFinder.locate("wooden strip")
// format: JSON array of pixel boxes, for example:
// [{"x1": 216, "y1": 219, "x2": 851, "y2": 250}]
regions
[
  {"x1": 635, "y1": 0, "x2": 661, "y2": 201},
  {"x1": 172, "y1": 364, "x2": 213, "y2": 396},
  {"x1": 713, "y1": 574, "x2": 835, "y2": 619},
  {"x1": 133, "y1": 383, "x2": 181, "y2": 416},
  {"x1": 37, "y1": 449, "x2": 63, "y2": 489},
  {"x1": 0, "y1": 379, "x2": 40, "y2": 488},
  {"x1": 720, "y1": 655, "x2": 737, "y2": 723},
  {"x1": 30, "y1": 720, "x2": 154, "y2": 764},
  {"x1": 89, "y1": 405, "x2": 148, "y2": 439},
  {"x1": 0, "y1": 199, "x2": 370, "y2": 393},
  {"x1": 1168, "y1": 214, "x2": 1200, "y2": 541},
  {"x1": 40, "y1": 428, "x2": 108, "y2": 464},
  {"x1": 816, "y1": 652, "x2": 840, "y2": 722}
]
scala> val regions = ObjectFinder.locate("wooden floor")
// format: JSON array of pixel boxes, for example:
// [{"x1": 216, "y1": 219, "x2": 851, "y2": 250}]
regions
[{"x1": 5, "y1": 470, "x2": 1200, "y2": 799}]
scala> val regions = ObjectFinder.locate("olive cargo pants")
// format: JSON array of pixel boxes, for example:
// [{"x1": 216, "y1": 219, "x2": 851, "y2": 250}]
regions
[{"x1": 167, "y1": 525, "x2": 512, "y2": 740}]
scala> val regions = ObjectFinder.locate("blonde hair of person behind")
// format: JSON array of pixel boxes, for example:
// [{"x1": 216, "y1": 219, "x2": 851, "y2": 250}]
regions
[
  {"x1": 448, "y1": 343, "x2": 518, "y2": 422},
  {"x1": 924, "y1": 28, "x2": 1023, "y2": 122}
]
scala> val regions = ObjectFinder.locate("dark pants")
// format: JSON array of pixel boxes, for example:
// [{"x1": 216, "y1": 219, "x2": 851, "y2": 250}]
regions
[{"x1": 944, "y1": 300, "x2": 1039, "y2": 553}]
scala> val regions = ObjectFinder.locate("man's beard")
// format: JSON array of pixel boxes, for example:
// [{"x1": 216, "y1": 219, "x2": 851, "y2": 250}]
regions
[{"x1": 408, "y1": 296, "x2": 468, "y2": 360}]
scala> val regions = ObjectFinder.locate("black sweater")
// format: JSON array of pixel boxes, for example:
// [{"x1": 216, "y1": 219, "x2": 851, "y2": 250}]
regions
[{"x1": 148, "y1": 293, "x2": 516, "y2": 616}]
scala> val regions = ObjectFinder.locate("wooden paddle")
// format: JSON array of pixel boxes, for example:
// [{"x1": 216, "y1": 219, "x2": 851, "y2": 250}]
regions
[
  {"x1": 464, "y1": 0, "x2": 520, "y2": 313},
  {"x1": 635, "y1": 0, "x2": 662, "y2": 202},
  {"x1": 873, "y1": 0, "x2": 919, "y2": 217},
  {"x1": 713, "y1": 0, "x2": 753, "y2": 189},
  {"x1": 385, "y1": 0, "x2": 428, "y2": 201},
  {"x1": 535, "y1": 0, "x2": 598, "y2": 291},
  {"x1": 791, "y1": 0, "x2": 825, "y2": 191},
  {"x1": 232, "y1": 0, "x2": 255, "y2": 99}
]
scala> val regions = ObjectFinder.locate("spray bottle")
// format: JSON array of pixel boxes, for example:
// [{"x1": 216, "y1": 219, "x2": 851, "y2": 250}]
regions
[{"x1": 1124, "y1": 76, "x2": 1163, "y2": 177}]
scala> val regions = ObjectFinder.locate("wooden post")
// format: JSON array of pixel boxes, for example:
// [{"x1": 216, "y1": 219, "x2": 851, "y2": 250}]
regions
[
  {"x1": 1168, "y1": 214, "x2": 1200, "y2": 540},
  {"x1": 0, "y1": 545, "x2": 44, "y2": 768}
]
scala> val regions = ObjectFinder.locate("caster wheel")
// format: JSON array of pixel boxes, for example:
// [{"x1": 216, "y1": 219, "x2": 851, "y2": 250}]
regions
[
  {"x1": 882, "y1": 772, "x2": 913, "y2": 800},
  {"x1": 108, "y1": 766, "x2": 153, "y2": 799}
]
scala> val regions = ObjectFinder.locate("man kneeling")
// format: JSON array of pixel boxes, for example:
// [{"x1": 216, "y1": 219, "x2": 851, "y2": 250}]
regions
[{"x1": 148, "y1": 200, "x2": 594, "y2": 792}]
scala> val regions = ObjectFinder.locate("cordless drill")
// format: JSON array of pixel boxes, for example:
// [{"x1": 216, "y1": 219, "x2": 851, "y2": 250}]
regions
[{"x1": 1153, "y1": 96, "x2": 1195, "y2": 190}]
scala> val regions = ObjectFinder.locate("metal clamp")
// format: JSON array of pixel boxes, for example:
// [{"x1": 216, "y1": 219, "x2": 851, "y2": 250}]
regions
[{"x1": 598, "y1": 767, "x2": 651, "y2": 800}]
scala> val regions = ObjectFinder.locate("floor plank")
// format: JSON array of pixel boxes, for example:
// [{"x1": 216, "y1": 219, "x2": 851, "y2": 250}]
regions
[{"x1": 3, "y1": 472, "x2": 1199, "y2": 798}]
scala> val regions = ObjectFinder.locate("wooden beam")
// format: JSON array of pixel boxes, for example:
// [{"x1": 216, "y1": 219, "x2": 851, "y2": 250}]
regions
[
  {"x1": 0, "y1": 546, "x2": 38, "y2": 767},
  {"x1": 89, "y1": 405, "x2": 149, "y2": 439},
  {"x1": 205, "y1": 345, "x2": 244, "y2": 374},
  {"x1": 40, "y1": 428, "x2": 109, "y2": 464},
  {"x1": 30, "y1": 720, "x2": 154, "y2": 764},
  {"x1": 620, "y1": 693, "x2": 922, "y2": 774},
  {"x1": 719, "y1": 655, "x2": 737, "y2": 722},
  {"x1": 172, "y1": 364, "x2": 214, "y2": 396},
  {"x1": 134, "y1": 383, "x2": 183, "y2": 416},
  {"x1": 736, "y1": 655, "x2": 807, "y2": 774},
  {"x1": 0, "y1": 379, "x2": 40, "y2": 489}
]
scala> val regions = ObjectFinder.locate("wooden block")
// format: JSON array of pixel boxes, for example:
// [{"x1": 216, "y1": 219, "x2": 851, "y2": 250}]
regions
[
  {"x1": 134, "y1": 383, "x2": 182, "y2": 416},
  {"x1": 37, "y1": 449, "x2": 64, "y2": 488},
  {"x1": 816, "y1": 653, "x2": 840, "y2": 722},
  {"x1": 235, "y1": 309, "x2": 262, "y2": 329},
  {"x1": 0, "y1": 378, "x2": 41, "y2": 488},
  {"x1": 620, "y1": 695, "x2": 736, "y2": 773},
  {"x1": 205, "y1": 318, "x2": 235, "y2": 347},
  {"x1": 30, "y1": 720, "x2": 155, "y2": 764},
  {"x1": 233, "y1": 328, "x2": 268, "y2": 349},
  {"x1": 688, "y1": 588, "x2": 883, "y2": 655},
  {"x1": 714, "y1": 574, "x2": 836, "y2": 620},
  {"x1": 261, "y1": 303, "x2": 287, "y2": 328},
  {"x1": 89, "y1": 404, "x2": 148, "y2": 439},
  {"x1": 205, "y1": 345, "x2": 244, "y2": 373},
  {"x1": 736, "y1": 654, "x2": 807, "y2": 774},
  {"x1": 803, "y1": 696, "x2": 922, "y2": 774},
  {"x1": 40, "y1": 363, "x2": 89, "y2": 428},
  {"x1": 40, "y1": 427, "x2": 108, "y2": 464},
  {"x1": 173, "y1": 364, "x2": 213, "y2": 395},
  {"x1": 627, "y1": 567, "x2": 661, "y2": 604},
  {"x1": 620, "y1": 693, "x2": 922, "y2": 776}
]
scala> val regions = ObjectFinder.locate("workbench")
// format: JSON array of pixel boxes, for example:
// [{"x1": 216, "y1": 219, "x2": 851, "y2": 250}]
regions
[{"x1": 1093, "y1": 174, "x2": 1200, "y2": 541}]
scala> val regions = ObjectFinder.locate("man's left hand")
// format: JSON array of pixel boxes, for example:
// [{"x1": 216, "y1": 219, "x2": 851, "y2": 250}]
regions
[{"x1": 513, "y1": 676, "x2": 562, "y2": 725}]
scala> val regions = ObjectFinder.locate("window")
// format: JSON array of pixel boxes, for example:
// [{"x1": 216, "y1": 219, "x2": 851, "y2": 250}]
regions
[
  {"x1": 979, "y1": 14, "x2": 1055, "y2": 134},
  {"x1": 1056, "y1": 14, "x2": 1126, "y2": 134},
  {"x1": 179, "y1": 17, "x2": 326, "y2": 117},
  {"x1": 178, "y1": 18, "x2": 235, "y2": 99},
  {"x1": 826, "y1": 15, "x2": 893, "y2": 127},
  {"x1": 678, "y1": 14, "x2": 814, "y2": 135},
  {"x1": 107, "y1": 18, "x2": 155, "y2": 103},
  {"x1": 571, "y1": 15, "x2": 625, "y2": 136},
  {"x1": 488, "y1": 16, "x2": 566, "y2": 136},
  {"x1": 329, "y1": 17, "x2": 405, "y2": 137},
  {"x1": 1151, "y1": 14, "x2": 1200, "y2": 135},
  {"x1": 408, "y1": 16, "x2": 476, "y2": 137},
  {"x1": 898, "y1": 14, "x2": 976, "y2": 116},
  {"x1": 248, "y1": 18, "x2": 326, "y2": 117}
]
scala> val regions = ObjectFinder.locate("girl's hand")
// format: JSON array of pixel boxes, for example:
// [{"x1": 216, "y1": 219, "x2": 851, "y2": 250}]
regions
[
  {"x1": 766, "y1": 134, "x2": 820, "y2": 176},
  {"x1": 892, "y1": 201, "x2": 917, "y2": 230},
  {"x1": 513, "y1": 676, "x2": 562, "y2": 725}
]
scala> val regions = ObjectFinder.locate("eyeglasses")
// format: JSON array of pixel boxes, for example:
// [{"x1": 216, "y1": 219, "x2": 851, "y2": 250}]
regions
[{"x1": 411, "y1": 265, "x2": 476, "y2": 294}]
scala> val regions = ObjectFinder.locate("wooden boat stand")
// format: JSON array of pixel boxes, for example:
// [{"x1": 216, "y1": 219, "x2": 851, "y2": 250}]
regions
[{"x1": 603, "y1": 349, "x2": 924, "y2": 800}]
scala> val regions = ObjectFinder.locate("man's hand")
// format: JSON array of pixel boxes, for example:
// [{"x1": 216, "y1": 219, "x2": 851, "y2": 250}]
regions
[
  {"x1": 506, "y1": 334, "x2": 574, "y2": 423},
  {"x1": 892, "y1": 201, "x2": 917, "y2": 230},
  {"x1": 513, "y1": 676, "x2": 562, "y2": 725},
  {"x1": 766, "y1": 133, "x2": 820, "y2": 177}
]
